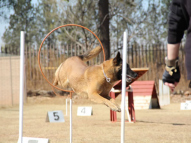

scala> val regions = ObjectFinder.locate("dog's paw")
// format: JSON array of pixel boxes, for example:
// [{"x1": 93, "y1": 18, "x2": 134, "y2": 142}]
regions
[
  {"x1": 111, "y1": 106, "x2": 121, "y2": 112},
  {"x1": 106, "y1": 100, "x2": 121, "y2": 112},
  {"x1": 117, "y1": 108, "x2": 121, "y2": 112}
]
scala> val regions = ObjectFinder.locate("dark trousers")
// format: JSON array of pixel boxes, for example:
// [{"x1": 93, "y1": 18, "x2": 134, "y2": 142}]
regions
[{"x1": 185, "y1": 48, "x2": 191, "y2": 80}]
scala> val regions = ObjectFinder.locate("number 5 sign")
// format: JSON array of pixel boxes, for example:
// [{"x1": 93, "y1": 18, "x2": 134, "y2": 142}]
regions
[{"x1": 46, "y1": 110, "x2": 65, "y2": 122}]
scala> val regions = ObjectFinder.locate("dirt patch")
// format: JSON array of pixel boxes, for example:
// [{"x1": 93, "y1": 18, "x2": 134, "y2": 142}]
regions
[{"x1": 171, "y1": 94, "x2": 191, "y2": 103}]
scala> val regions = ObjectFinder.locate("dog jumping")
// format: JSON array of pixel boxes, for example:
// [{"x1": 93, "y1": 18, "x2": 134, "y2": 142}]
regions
[{"x1": 53, "y1": 46, "x2": 137, "y2": 112}]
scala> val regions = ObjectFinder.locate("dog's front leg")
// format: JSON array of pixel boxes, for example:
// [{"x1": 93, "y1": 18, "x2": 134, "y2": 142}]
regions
[{"x1": 89, "y1": 92, "x2": 121, "y2": 112}]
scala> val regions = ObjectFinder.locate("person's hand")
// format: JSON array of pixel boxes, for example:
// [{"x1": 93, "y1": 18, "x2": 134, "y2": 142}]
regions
[
  {"x1": 164, "y1": 82, "x2": 178, "y2": 92},
  {"x1": 162, "y1": 68, "x2": 180, "y2": 92},
  {"x1": 162, "y1": 57, "x2": 180, "y2": 92}
]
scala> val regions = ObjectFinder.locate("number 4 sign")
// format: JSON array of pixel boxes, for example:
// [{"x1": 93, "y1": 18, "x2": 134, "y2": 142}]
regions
[
  {"x1": 46, "y1": 110, "x2": 65, "y2": 122},
  {"x1": 77, "y1": 107, "x2": 93, "y2": 116}
]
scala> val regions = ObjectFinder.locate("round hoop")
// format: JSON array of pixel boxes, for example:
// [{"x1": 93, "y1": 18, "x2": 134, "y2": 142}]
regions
[{"x1": 38, "y1": 24, "x2": 105, "y2": 93}]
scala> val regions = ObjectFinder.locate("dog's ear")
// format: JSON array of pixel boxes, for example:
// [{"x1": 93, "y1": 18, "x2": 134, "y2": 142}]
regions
[{"x1": 113, "y1": 52, "x2": 121, "y2": 66}]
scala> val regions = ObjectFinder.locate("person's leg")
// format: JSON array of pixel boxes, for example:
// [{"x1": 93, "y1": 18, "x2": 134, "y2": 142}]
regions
[{"x1": 185, "y1": 49, "x2": 191, "y2": 88}]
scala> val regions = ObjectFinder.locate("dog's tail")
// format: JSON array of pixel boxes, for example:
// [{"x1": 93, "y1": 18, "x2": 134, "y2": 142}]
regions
[{"x1": 78, "y1": 46, "x2": 102, "y2": 61}]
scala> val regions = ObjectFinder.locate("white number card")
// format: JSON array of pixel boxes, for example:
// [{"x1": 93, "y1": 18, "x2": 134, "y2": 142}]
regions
[
  {"x1": 46, "y1": 110, "x2": 65, "y2": 122},
  {"x1": 180, "y1": 102, "x2": 191, "y2": 110},
  {"x1": 186, "y1": 100, "x2": 191, "y2": 104},
  {"x1": 18, "y1": 137, "x2": 49, "y2": 143},
  {"x1": 77, "y1": 107, "x2": 93, "y2": 116}
]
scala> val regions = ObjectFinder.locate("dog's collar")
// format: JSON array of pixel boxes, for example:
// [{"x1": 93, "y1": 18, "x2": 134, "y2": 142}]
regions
[{"x1": 102, "y1": 64, "x2": 111, "y2": 83}]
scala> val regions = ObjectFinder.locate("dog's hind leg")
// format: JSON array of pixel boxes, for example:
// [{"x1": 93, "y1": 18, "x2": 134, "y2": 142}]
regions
[
  {"x1": 53, "y1": 73, "x2": 69, "y2": 89},
  {"x1": 53, "y1": 78, "x2": 58, "y2": 86},
  {"x1": 89, "y1": 92, "x2": 121, "y2": 112}
]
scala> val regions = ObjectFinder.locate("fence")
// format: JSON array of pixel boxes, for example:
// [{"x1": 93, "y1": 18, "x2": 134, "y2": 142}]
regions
[
  {"x1": 23, "y1": 43, "x2": 187, "y2": 93},
  {"x1": 0, "y1": 43, "x2": 188, "y2": 104},
  {"x1": 25, "y1": 44, "x2": 104, "y2": 91},
  {"x1": 0, "y1": 55, "x2": 27, "y2": 106}
]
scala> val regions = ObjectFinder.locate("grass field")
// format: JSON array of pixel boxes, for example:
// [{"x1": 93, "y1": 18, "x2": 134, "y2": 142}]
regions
[{"x1": 0, "y1": 96, "x2": 191, "y2": 143}]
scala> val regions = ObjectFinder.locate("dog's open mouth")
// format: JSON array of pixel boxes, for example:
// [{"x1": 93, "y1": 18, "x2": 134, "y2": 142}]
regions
[{"x1": 126, "y1": 74, "x2": 137, "y2": 83}]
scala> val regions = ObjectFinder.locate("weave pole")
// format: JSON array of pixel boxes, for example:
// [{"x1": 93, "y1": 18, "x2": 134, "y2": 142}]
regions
[
  {"x1": 66, "y1": 99, "x2": 68, "y2": 116},
  {"x1": 18, "y1": 31, "x2": 25, "y2": 143},
  {"x1": 121, "y1": 30, "x2": 128, "y2": 143},
  {"x1": 70, "y1": 92, "x2": 73, "y2": 143}
]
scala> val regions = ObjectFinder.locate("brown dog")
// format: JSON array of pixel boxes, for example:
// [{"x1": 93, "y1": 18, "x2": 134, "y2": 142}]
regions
[{"x1": 53, "y1": 46, "x2": 137, "y2": 112}]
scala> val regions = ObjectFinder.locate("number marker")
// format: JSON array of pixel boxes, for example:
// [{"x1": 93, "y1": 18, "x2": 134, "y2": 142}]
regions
[{"x1": 46, "y1": 110, "x2": 65, "y2": 122}]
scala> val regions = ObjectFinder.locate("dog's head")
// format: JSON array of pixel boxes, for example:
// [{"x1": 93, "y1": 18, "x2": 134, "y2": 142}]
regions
[{"x1": 113, "y1": 52, "x2": 138, "y2": 82}]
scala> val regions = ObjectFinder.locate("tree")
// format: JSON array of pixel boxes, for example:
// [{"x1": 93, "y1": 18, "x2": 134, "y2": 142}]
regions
[
  {"x1": 57, "y1": 0, "x2": 99, "y2": 50},
  {"x1": 108, "y1": 0, "x2": 171, "y2": 47},
  {"x1": 159, "y1": 0, "x2": 171, "y2": 40},
  {"x1": 132, "y1": 0, "x2": 171, "y2": 44},
  {"x1": 34, "y1": 0, "x2": 60, "y2": 47},
  {"x1": 98, "y1": 0, "x2": 110, "y2": 60},
  {"x1": 2, "y1": 0, "x2": 35, "y2": 53},
  {"x1": 2, "y1": 0, "x2": 172, "y2": 55},
  {"x1": 109, "y1": 0, "x2": 140, "y2": 53},
  {"x1": 0, "y1": 0, "x2": 15, "y2": 20}
]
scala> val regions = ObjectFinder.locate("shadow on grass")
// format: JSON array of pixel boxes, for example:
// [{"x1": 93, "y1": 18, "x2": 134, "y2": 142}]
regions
[{"x1": 137, "y1": 120, "x2": 190, "y2": 126}]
